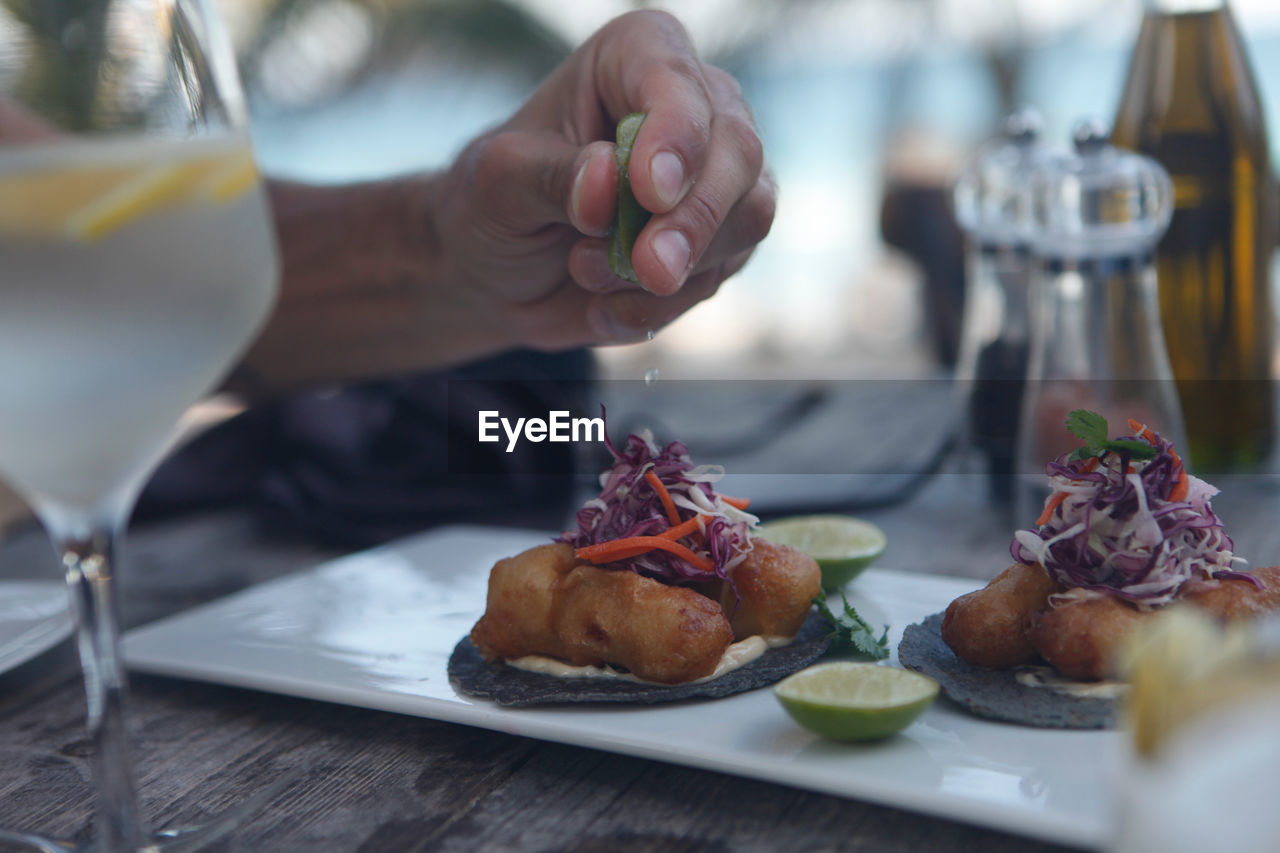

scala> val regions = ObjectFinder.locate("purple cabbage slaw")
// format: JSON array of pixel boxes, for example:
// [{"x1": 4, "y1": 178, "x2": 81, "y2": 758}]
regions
[
  {"x1": 1010, "y1": 427, "x2": 1258, "y2": 608},
  {"x1": 559, "y1": 429, "x2": 758, "y2": 588}
]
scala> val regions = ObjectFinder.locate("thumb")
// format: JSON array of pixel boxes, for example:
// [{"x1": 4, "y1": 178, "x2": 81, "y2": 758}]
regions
[{"x1": 471, "y1": 131, "x2": 616, "y2": 236}]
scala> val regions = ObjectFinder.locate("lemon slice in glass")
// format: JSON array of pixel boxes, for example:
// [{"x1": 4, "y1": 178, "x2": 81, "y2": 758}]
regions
[
  {"x1": 756, "y1": 515, "x2": 886, "y2": 590},
  {"x1": 775, "y1": 662, "x2": 937, "y2": 742},
  {"x1": 0, "y1": 145, "x2": 258, "y2": 241},
  {"x1": 66, "y1": 163, "x2": 196, "y2": 241}
]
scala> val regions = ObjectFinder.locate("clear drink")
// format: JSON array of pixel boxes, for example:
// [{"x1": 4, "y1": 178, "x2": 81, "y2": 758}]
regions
[
  {"x1": 0, "y1": 2, "x2": 284, "y2": 848},
  {"x1": 0, "y1": 135, "x2": 278, "y2": 514}
]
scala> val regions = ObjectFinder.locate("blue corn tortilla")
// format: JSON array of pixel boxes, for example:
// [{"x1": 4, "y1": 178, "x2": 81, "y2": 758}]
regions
[
  {"x1": 449, "y1": 610, "x2": 829, "y2": 706},
  {"x1": 897, "y1": 612, "x2": 1116, "y2": 729}
]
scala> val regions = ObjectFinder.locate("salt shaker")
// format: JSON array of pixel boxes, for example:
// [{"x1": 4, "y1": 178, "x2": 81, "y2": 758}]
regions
[
  {"x1": 953, "y1": 108, "x2": 1050, "y2": 504},
  {"x1": 1015, "y1": 119, "x2": 1185, "y2": 524}
]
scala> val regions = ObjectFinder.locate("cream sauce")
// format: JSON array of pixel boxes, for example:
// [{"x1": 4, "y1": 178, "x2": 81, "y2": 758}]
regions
[
  {"x1": 507, "y1": 634, "x2": 794, "y2": 685},
  {"x1": 1015, "y1": 665, "x2": 1129, "y2": 700}
]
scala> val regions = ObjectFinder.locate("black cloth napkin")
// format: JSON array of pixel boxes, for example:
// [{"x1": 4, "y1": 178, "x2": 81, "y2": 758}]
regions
[{"x1": 137, "y1": 349, "x2": 595, "y2": 548}]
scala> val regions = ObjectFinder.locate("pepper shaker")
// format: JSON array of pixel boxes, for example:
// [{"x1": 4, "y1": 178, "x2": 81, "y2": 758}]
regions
[{"x1": 953, "y1": 108, "x2": 1052, "y2": 504}]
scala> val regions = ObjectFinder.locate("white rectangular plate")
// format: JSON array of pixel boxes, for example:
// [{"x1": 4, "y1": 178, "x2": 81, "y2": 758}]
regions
[{"x1": 123, "y1": 525, "x2": 1117, "y2": 849}]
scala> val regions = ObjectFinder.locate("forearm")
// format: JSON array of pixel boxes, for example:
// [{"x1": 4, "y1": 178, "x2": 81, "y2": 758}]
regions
[{"x1": 229, "y1": 176, "x2": 509, "y2": 399}]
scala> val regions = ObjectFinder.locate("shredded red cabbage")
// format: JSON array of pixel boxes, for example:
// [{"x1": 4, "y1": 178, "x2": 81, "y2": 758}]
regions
[
  {"x1": 559, "y1": 429, "x2": 757, "y2": 587},
  {"x1": 1010, "y1": 427, "x2": 1260, "y2": 608}
]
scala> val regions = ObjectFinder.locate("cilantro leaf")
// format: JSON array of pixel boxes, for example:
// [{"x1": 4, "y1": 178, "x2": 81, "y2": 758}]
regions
[
  {"x1": 1065, "y1": 409, "x2": 1109, "y2": 447},
  {"x1": 1099, "y1": 438, "x2": 1158, "y2": 460},
  {"x1": 813, "y1": 589, "x2": 889, "y2": 660},
  {"x1": 1063, "y1": 409, "x2": 1159, "y2": 462}
]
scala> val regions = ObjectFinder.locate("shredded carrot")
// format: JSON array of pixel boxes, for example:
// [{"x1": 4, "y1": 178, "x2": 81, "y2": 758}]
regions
[
  {"x1": 1128, "y1": 419, "x2": 1153, "y2": 442},
  {"x1": 577, "y1": 545, "x2": 651, "y2": 562},
  {"x1": 644, "y1": 469, "x2": 682, "y2": 526},
  {"x1": 1128, "y1": 418, "x2": 1188, "y2": 501},
  {"x1": 721, "y1": 496, "x2": 750, "y2": 510},
  {"x1": 1035, "y1": 458, "x2": 1098, "y2": 526},
  {"x1": 1036, "y1": 491, "x2": 1069, "y2": 526},
  {"x1": 575, "y1": 536, "x2": 715, "y2": 572},
  {"x1": 659, "y1": 514, "x2": 708, "y2": 541}
]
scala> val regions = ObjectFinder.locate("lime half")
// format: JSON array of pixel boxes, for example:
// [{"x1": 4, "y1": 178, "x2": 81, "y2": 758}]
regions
[
  {"x1": 775, "y1": 662, "x2": 937, "y2": 742},
  {"x1": 756, "y1": 515, "x2": 886, "y2": 590}
]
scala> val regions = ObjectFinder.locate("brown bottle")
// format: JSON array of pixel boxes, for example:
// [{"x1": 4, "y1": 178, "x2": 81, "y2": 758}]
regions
[{"x1": 1111, "y1": 0, "x2": 1276, "y2": 472}]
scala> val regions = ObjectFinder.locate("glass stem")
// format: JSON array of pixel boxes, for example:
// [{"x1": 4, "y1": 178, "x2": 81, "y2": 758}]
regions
[{"x1": 55, "y1": 522, "x2": 149, "y2": 852}]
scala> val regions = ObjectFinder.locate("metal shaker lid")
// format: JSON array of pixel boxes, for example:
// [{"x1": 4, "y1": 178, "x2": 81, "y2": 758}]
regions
[
  {"x1": 954, "y1": 107, "x2": 1050, "y2": 244},
  {"x1": 1029, "y1": 119, "x2": 1173, "y2": 259}
]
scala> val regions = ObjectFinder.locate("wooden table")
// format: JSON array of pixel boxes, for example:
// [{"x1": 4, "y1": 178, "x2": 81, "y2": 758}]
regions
[{"x1": 2, "y1": 441, "x2": 1278, "y2": 851}]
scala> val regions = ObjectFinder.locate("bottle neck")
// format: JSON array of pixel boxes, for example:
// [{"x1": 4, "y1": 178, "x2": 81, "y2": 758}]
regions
[{"x1": 1146, "y1": 0, "x2": 1226, "y2": 11}]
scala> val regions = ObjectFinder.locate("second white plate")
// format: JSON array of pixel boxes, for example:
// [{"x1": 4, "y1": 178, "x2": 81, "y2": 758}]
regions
[{"x1": 0, "y1": 580, "x2": 72, "y2": 674}]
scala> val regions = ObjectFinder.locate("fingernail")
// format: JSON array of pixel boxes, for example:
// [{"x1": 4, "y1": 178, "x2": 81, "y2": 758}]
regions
[
  {"x1": 652, "y1": 229, "x2": 691, "y2": 287},
  {"x1": 573, "y1": 243, "x2": 616, "y2": 292},
  {"x1": 651, "y1": 151, "x2": 685, "y2": 207},
  {"x1": 569, "y1": 159, "x2": 589, "y2": 231}
]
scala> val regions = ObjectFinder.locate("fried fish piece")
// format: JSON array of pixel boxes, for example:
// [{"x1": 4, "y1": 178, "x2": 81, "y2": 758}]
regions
[
  {"x1": 469, "y1": 542, "x2": 577, "y2": 662},
  {"x1": 1180, "y1": 565, "x2": 1280, "y2": 621},
  {"x1": 1014, "y1": 567, "x2": 1280, "y2": 682},
  {"x1": 941, "y1": 562, "x2": 1058, "y2": 668},
  {"x1": 716, "y1": 539, "x2": 822, "y2": 640},
  {"x1": 1026, "y1": 591, "x2": 1150, "y2": 681},
  {"x1": 469, "y1": 542, "x2": 734, "y2": 684},
  {"x1": 555, "y1": 563, "x2": 734, "y2": 684}
]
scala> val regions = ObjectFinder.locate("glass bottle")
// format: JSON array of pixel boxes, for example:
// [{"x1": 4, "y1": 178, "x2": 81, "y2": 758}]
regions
[
  {"x1": 953, "y1": 108, "x2": 1050, "y2": 503},
  {"x1": 1016, "y1": 121, "x2": 1185, "y2": 524},
  {"x1": 1111, "y1": 0, "x2": 1276, "y2": 473}
]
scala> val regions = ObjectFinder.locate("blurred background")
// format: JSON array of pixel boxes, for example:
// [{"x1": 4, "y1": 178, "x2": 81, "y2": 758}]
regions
[
  {"x1": 219, "y1": 0, "x2": 1280, "y2": 382},
  {"x1": 5, "y1": 0, "x2": 1280, "y2": 532}
]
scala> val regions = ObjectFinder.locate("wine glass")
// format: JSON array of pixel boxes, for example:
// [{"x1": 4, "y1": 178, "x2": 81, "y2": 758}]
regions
[{"x1": 0, "y1": 1, "x2": 280, "y2": 850}]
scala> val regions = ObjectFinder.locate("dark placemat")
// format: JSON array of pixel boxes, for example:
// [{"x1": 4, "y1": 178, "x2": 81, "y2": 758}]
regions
[
  {"x1": 897, "y1": 612, "x2": 1117, "y2": 729},
  {"x1": 449, "y1": 611, "x2": 830, "y2": 707}
]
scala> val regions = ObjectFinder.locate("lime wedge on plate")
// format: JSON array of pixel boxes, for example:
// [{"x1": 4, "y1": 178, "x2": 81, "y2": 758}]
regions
[
  {"x1": 775, "y1": 662, "x2": 937, "y2": 742},
  {"x1": 756, "y1": 515, "x2": 886, "y2": 589}
]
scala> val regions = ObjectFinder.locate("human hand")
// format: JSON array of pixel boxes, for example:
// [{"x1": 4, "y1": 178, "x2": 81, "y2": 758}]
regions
[{"x1": 435, "y1": 9, "x2": 775, "y2": 350}]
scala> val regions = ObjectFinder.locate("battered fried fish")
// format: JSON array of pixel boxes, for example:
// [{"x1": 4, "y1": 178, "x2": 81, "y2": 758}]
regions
[
  {"x1": 1181, "y1": 565, "x2": 1280, "y2": 621},
  {"x1": 715, "y1": 540, "x2": 822, "y2": 640},
  {"x1": 1026, "y1": 591, "x2": 1150, "y2": 680},
  {"x1": 554, "y1": 561, "x2": 735, "y2": 684},
  {"x1": 941, "y1": 562, "x2": 1058, "y2": 668},
  {"x1": 469, "y1": 542, "x2": 735, "y2": 684},
  {"x1": 1023, "y1": 568, "x2": 1280, "y2": 681},
  {"x1": 468, "y1": 542, "x2": 574, "y2": 662}
]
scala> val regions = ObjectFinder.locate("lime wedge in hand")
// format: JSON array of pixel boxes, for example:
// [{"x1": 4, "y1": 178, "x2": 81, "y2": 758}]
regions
[
  {"x1": 756, "y1": 515, "x2": 886, "y2": 590},
  {"x1": 608, "y1": 112, "x2": 649, "y2": 282},
  {"x1": 775, "y1": 662, "x2": 937, "y2": 742}
]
